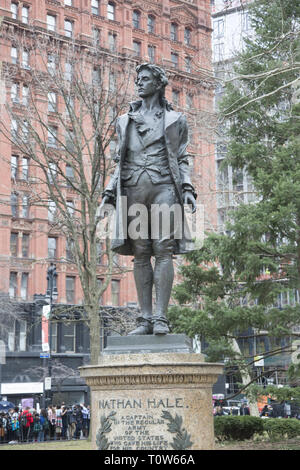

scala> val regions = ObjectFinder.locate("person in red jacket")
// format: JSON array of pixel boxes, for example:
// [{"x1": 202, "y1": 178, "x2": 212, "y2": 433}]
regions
[{"x1": 20, "y1": 407, "x2": 34, "y2": 442}]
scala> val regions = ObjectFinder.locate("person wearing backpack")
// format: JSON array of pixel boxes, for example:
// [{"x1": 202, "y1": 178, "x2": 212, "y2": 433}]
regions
[
  {"x1": 33, "y1": 413, "x2": 41, "y2": 442},
  {"x1": 39, "y1": 409, "x2": 49, "y2": 441},
  {"x1": 20, "y1": 407, "x2": 33, "y2": 442},
  {"x1": 9, "y1": 408, "x2": 20, "y2": 444}
]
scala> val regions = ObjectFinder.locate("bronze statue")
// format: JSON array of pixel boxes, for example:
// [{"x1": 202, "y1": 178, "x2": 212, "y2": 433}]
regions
[{"x1": 100, "y1": 64, "x2": 196, "y2": 335}]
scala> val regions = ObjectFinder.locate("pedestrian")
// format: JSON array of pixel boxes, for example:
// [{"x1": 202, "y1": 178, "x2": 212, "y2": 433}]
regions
[
  {"x1": 240, "y1": 403, "x2": 250, "y2": 416},
  {"x1": 0, "y1": 412, "x2": 8, "y2": 443},
  {"x1": 74, "y1": 405, "x2": 83, "y2": 440},
  {"x1": 20, "y1": 407, "x2": 33, "y2": 442},
  {"x1": 33, "y1": 413, "x2": 42, "y2": 442},
  {"x1": 55, "y1": 405, "x2": 63, "y2": 440},
  {"x1": 61, "y1": 406, "x2": 68, "y2": 440},
  {"x1": 284, "y1": 401, "x2": 291, "y2": 418},
  {"x1": 214, "y1": 406, "x2": 224, "y2": 417},
  {"x1": 38, "y1": 409, "x2": 48, "y2": 442},
  {"x1": 9, "y1": 407, "x2": 20, "y2": 444},
  {"x1": 81, "y1": 404, "x2": 89, "y2": 438},
  {"x1": 67, "y1": 406, "x2": 76, "y2": 439},
  {"x1": 47, "y1": 405, "x2": 56, "y2": 440}
]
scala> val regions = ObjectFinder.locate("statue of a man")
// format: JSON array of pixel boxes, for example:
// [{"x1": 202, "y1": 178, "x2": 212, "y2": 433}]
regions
[{"x1": 100, "y1": 63, "x2": 196, "y2": 335}]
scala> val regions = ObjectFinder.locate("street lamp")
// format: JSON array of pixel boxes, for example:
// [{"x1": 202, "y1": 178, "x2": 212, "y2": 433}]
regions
[{"x1": 44, "y1": 263, "x2": 58, "y2": 405}]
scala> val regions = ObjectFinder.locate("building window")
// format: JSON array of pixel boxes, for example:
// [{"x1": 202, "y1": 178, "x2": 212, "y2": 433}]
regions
[
  {"x1": 11, "y1": 193, "x2": 18, "y2": 218},
  {"x1": 22, "y1": 195, "x2": 29, "y2": 218},
  {"x1": 97, "y1": 278, "x2": 103, "y2": 304},
  {"x1": 170, "y1": 23, "x2": 178, "y2": 41},
  {"x1": 48, "y1": 126, "x2": 57, "y2": 147},
  {"x1": 67, "y1": 200, "x2": 75, "y2": 217},
  {"x1": 108, "y1": 32, "x2": 117, "y2": 51},
  {"x1": 19, "y1": 320, "x2": 27, "y2": 351},
  {"x1": 213, "y1": 19, "x2": 224, "y2": 38},
  {"x1": 92, "y1": 27, "x2": 101, "y2": 45},
  {"x1": 47, "y1": 54, "x2": 56, "y2": 75},
  {"x1": 148, "y1": 15, "x2": 155, "y2": 34},
  {"x1": 20, "y1": 272, "x2": 28, "y2": 300},
  {"x1": 172, "y1": 89, "x2": 179, "y2": 107},
  {"x1": 48, "y1": 200, "x2": 57, "y2": 222},
  {"x1": 111, "y1": 279, "x2": 120, "y2": 306},
  {"x1": 11, "y1": 3, "x2": 18, "y2": 19},
  {"x1": 92, "y1": 66, "x2": 101, "y2": 84},
  {"x1": 22, "y1": 157, "x2": 29, "y2": 180},
  {"x1": 22, "y1": 85, "x2": 29, "y2": 106},
  {"x1": 22, "y1": 50, "x2": 29, "y2": 69},
  {"x1": 65, "y1": 0, "x2": 72, "y2": 6},
  {"x1": 22, "y1": 233, "x2": 30, "y2": 258},
  {"x1": 133, "y1": 40, "x2": 141, "y2": 57},
  {"x1": 242, "y1": 12, "x2": 249, "y2": 31},
  {"x1": 65, "y1": 62, "x2": 73, "y2": 81},
  {"x1": 11, "y1": 119, "x2": 18, "y2": 142},
  {"x1": 66, "y1": 276, "x2": 75, "y2": 303},
  {"x1": 132, "y1": 10, "x2": 140, "y2": 29},
  {"x1": 213, "y1": 43, "x2": 224, "y2": 62},
  {"x1": 107, "y1": 2, "x2": 115, "y2": 21},
  {"x1": 148, "y1": 45, "x2": 155, "y2": 63},
  {"x1": 61, "y1": 323, "x2": 76, "y2": 353},
  {"x1": 11, "y1": 46, "x2": 18, "y2": 64},
  {"x1": 48, "y1": 92, "x2": 57, "y2": 112},
  {"x1": 22, "y1": 120, "x2": 29, "y2": 142},
  {"x1": 92, "y1": 0, "x2": 100, "y2": 15},
  {"x1": 22, "y1": 6, "x2": 29, "y2": 24},
  {"x1": 48, "y1": 237, "x2": 57, "y2": 259},
  {"x1": 47, "y1": 14, "x2": 56, "y2": 32},
  {"x1": 64, "y1": 19, "x2": 73, "y2": 38},
  {"x1": 184, "y1": 28, "x2": 191, "y2": 45},
  {"x1": 185, "y1": 56, "x2": 191, "y2": 73},
  {"x1": 51, "y1": 322, "x2": 58, "y2": 353},
  {"x1": 11, "y1": 82, "x2": 19, "y2": 103},
  {"x1": 9, "y1": 272, "x2": 18, "y2": 298},
  {"x1": 186, "y1": 93, "x2": 193, "y2": 109},
  {"x1": 109, "y1": 72, "x2": 116, "y2": 92},
  {"x1": 66, "y1": 238, "x2": 75, "y2": 262},
  {"x1": 11, "y1": 155, "x2": 18, "y2": 179},
  {"x1": 171, "y1": 52, "x2": 178, "y2": 68},
  {"x1": 10, "y1": 232, "x2": 18, "y2": 257},
  {"x1": 47, "y1": 157, "x2": 58, "y2": 185},
  {"x1": 66, "y1": 164, "x2": 75, "y2": 187}
]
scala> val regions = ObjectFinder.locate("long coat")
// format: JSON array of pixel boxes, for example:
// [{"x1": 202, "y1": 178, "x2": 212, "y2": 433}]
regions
[{"x1": 103, "y1": 100, "x2": 196, "y2": 256}]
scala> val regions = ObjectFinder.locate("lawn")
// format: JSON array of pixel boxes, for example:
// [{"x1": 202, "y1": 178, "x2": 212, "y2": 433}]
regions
[{"x1": 1, "y1": 437, "x2": 300, "y2": 451}]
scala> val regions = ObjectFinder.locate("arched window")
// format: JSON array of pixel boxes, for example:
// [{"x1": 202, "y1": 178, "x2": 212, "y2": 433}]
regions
[
  {"x1": 133, "y1": 10, "x2": 141, "y2": 29},
  {"x1": 170, "y1": 22, "x2": 178, "y2": 41},
  {"x1": 148, "y1": 15, "x2": 155, "y2": 34},
  {"x1": 184, "y1": 27, "x2": 191, "y2": 45}
]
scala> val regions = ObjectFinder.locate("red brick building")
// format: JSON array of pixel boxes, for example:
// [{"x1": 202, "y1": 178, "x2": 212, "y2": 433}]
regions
[{"x1": 0, "y1": 0, "x2": 216, "y2": 308}]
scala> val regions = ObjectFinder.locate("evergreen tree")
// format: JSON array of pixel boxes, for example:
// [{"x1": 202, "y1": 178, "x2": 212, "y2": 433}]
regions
[{"x1": 168, "y1": 0, "x2": 300, "y2": 396}]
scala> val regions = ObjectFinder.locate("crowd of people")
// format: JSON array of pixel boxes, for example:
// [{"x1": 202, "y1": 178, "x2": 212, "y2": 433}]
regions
[{"x1": 0, "y1": 403, "x2": 90, "y2": 444}]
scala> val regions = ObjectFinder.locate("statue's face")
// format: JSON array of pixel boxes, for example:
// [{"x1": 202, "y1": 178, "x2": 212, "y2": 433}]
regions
[{"x1": 136, "y1": 68, "x2": 160, "y2": 98}]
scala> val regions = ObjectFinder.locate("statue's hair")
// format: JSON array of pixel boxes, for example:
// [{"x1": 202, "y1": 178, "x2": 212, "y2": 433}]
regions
[{"x1": 135, "y1": 63, "x2": 168, "y2": 96}]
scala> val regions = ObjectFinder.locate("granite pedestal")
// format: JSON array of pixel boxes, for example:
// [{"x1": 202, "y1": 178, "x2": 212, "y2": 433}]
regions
[{"x1": 79, "y1": 335, "x2": 223, "y2": 450}]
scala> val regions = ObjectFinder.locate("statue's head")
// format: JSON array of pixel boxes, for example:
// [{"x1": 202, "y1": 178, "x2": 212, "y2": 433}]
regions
[{"x1": 135, "y1": 63, "x2": 168, "y2": 101}]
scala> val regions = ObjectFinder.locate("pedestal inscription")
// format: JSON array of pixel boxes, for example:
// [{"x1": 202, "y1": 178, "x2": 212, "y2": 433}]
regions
[
  {"x1": 80, "y1": 352, "x2": 223, "y2": 450},
  {"x1": 96, "y1": 392, "x2": 194, "y2": 450}
]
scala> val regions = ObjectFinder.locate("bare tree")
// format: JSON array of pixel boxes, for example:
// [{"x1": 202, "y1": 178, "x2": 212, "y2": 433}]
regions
[{"x1": 0, "y1": 26, "x2": 135, "y2": 363}]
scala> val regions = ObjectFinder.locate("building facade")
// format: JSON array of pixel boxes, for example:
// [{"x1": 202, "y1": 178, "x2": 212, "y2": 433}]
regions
[{"x1": 0, "y1": 0, "x2": 216, "y2": 405}]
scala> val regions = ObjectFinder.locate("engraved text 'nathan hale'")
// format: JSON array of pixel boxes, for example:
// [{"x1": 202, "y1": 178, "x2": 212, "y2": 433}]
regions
[{"x1": 99, "y1": 397, "x2": 185, "y2": 410}]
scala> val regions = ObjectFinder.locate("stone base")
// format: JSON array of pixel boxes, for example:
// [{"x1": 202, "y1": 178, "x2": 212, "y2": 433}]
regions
[
  {"x1": 79, "y1": 343, "x2": 223, "y2": 450},
  {"x1": 103, "y1": 334, "x2": 194, "y2": 354}
]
